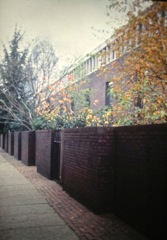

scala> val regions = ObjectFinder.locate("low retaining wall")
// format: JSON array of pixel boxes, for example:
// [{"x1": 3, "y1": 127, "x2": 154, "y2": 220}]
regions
[
  {"x1": 36, "y1": 130, "x2": 60, "y2": 180},
  {"x1": 14, "y1": 131, "x2": 21, "y2": 160},
  {"x1": 8, "y1": 132, "x2": 14, "y2": 155},
  {"x1": 21, "y1": 131, "x2": 35, "y2": 166},
  {"x1": 62, "y1": 124, "x2": 167, "y2": 240}
]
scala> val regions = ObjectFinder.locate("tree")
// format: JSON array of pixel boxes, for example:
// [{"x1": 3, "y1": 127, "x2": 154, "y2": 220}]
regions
[
  {"x1": 36, "y1": 62, "x2": 92, "y2": 128},
  {"x1": 0, "y1": 28, "x2": 59, "y2": 130},
  {"x1": 104, "y1": 0, "x2": 167, "y2": 125},
  {"x1": 0, "y1": 28, "x2": 31, "y2": 130},
  {"x1": 24, "y1": 39, "x2": 58, "y2": 122},
  {"x1": 0, "y1": 29, "x2": 93, "y2": 131}
]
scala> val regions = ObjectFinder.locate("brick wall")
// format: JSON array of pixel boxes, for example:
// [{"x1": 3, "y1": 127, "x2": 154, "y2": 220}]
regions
[
  {"x1": 5, "y1": 124, "x2": 166, "y2": 239},
  {"x1": 0, "y1": 134, "x2": 1, "y2": 147},
  {"x1": 36, "y1": 130, "x2": 60, "y2": 180},
  {"x1": 0, "y1": 133, "x2": 3, "y2": 148},
  {"x1": 62, "y1": 127, "x2": 114, "y2": 213},
  {"x1": 4, "y1": 133, "x2": 8, "y2": 152},
  {"x1": 14, "y1": 131, "x2": 21, "y2": 160},
  {"x1": 62, "y1": 124, "x2": 167, "y2": 240},
  {"x1": 21, "y1": 131, "x2": 35, "y2": 166},
  {"x1": 113, "y1": 124, "x2": 167, "y2": 240},
  {"x1": 8, "y1": 132, "x2": 14, "y2": 155},
  {"x1": 1, "y1": 133, "x2": 5, "y2": 149}
]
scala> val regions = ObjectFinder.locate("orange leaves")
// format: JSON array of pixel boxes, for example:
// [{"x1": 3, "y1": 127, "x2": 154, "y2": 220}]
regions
[
  {"x1": 135, "y1": 63, "x2": 140, "y2": 71},
  {"x1": 50, "y1": 97, "x2": 56, "y2": 102},
  {"x1": 157, "y1": 96, "x2": 165, "y2": 105},
  {"x1": 67, "y1": 74, "x2": 74, "y2": 81},
  {"x1": 102, "y1": 18, "x2": 166, "y2": 125},
  {"x1": 49, "y1": 85, "x2": 53, "y2": 90},
  {"x1": 93, "y1": 99, "x2": 99, "y2": 106}
]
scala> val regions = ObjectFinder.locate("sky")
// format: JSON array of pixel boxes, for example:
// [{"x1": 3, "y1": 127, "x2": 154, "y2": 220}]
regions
[{"x1": 0, "y1": 0, "x2": 114, "y2": 68}]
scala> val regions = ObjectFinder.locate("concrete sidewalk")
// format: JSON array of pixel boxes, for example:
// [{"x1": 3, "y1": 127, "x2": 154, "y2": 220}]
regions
[
  {"x1": 0, "y1": 148, "x2": 150, "y2": 240},
  {"x1": 0, "y1": 152, "x2": 79, "y2": 240}
]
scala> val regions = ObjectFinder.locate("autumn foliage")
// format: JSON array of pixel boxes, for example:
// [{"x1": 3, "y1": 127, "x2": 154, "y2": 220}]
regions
[
  {"x1": 37, "y1": 1, "x2": 167, "y2": 128},
  {"x1": 37, "y1": 70, "x2": 113, "y2": 129},
  {"x1": 105, "y1": 1, "x2": 167, "y2": 125},
  {"x1": 1, "y1": 1, "x2": 166, "y2": 131}
]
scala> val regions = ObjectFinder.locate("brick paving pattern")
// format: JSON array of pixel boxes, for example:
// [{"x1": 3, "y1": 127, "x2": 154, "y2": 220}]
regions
[{"x1": 0, "y1": 149, "x2": 149, "y2": 240}]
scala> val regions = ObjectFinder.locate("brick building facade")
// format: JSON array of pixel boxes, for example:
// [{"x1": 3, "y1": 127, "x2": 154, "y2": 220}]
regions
[{"x1": 53, "y1": 2, "x2": 166, "y2": 116}]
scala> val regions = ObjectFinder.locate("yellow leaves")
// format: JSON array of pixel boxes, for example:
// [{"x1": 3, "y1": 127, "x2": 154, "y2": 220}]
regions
[
  {"x1": 63, "y1": 97, "x2": 70, "y2": 102},
  {"x1": 86, "y1": 114, "x2": 93, "y2": 121},
  {"x1": 157, "y1": 96, "x2": 165, "y2": 105},
  {"x1": 93, "y1": 99, "x2": 99, "y2": 106},
  {"x1": 84, "y1": 108, "x2": 113, "y2": 127},
  {"x1": 67, "y1": 86, "x2": 73, "y2": 92},
  {"x1": 135, "y1": 63, "x2": 140, "y2": 71},
  {"x1": 142, "y1": 98, "x2": 147, "y2": 104},
  {"x1": 59, "y1": 100, "x2": 63, "y2": 104},
  {"x1": 62, "y1": 106, "x2": 67, "y2": 113}
]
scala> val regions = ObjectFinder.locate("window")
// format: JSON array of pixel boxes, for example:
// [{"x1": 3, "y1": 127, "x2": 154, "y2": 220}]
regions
[
  {"x1": 157, "y1": 11, "x2": 167, "y2": 27},
  {"x1": 136, "y1": 23, "x2": 143, "y2": 45},
  {"x1": 98, "y1": 51, "x2": 102, "y2": 66},
  {"x1": 122, "y1": 44, "x2": 127, "y2": 54},
  {"x1": 162, "y1": 11, "x2": 167, "y2": 27},
  {"x1": 112, "y1": 50, "x2": 116, "y2": 59},
  {"x1": 106, "y1": 45, "x2": 110, "y2": 63},
  {"x1": 105, "y1": 82, "x2": 112, "y2": 106},
  {"x1": 102, "y1": 48, "x2": 106, "y2": 64},
  {"x1": 71, "y1": 99, "x2": 75, "y2": 112},
  {"x1": 95, "y1": 54, "x2": 98, "y2": 69},
  {"x1": 92, "y1": 56, "x2": 95, "y2": 70},
  {"x1": 85, "y1": 90, "x2": 91, "y2": 106},
  {"x1": 84, "y1": 62, "x2": 87, "y2": 75},
  {"x1": 80, "y1": 63, "x2": 85, "y2": 78},
  {"x1": 89, "y1": 58, "x2": 92, "y2": 72},
  {"x1": 86, "y1": 60, "x2": 89, "y2": 74}
]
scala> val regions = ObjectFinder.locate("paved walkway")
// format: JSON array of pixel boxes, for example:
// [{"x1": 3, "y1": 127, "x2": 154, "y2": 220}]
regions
[
  {"x1": 0, "y1": 148, "x2": 149, "y2": 240},
  {"x1": 0, "y1": 149, "x2": 79, "y2": 240}
]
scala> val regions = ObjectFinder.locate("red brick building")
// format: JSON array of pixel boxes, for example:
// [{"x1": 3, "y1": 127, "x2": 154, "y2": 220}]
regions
[{"x1": 53, "y1": 2, "x2": 166, "y2": 118}]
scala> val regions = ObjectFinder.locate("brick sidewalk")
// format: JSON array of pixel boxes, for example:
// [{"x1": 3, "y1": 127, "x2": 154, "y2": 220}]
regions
[{"x1": 0, "y1": 149, "x2": 149, "y2": 240}]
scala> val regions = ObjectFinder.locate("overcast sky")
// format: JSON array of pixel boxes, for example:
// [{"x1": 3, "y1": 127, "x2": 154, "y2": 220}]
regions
[{"x1": 0, "y1": 0, "x2": 116, "y2": 68}]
